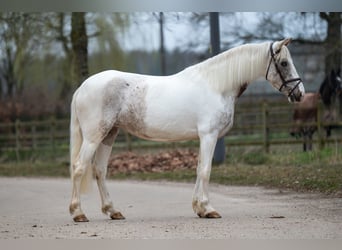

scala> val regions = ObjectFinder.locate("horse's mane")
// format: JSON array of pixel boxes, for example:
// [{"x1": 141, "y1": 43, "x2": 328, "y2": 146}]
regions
[
  {"x1": 179, "y1": 42, "x2": 269, "y2": 95},
  {"x1": 319, "y1": 69, "x2": 340, "y2": 107}
]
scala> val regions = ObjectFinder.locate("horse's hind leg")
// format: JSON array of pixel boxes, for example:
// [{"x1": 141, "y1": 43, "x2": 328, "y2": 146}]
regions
[
  {"x1": 303, "y1": 139, "x2": 307, "y2": 152},
  {"x1": 94, "y1": 127, "x2": 125, "y2": 220},
  {"x1": 308, "y1": 133, "x2": 313, "y2": 151},
  {"x1": 70, "y1": 140, "x2": 99, "y2": 222}
]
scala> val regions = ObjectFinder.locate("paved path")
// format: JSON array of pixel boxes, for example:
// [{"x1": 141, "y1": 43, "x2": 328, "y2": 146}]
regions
[{"x1": 0, "y1": 177, "x2": 341, "y2": 239}]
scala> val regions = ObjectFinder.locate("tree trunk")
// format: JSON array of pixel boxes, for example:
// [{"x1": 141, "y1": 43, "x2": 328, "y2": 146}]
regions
[
  {"x1": 4, "y1": 47, "x2": 16, "y2": 98},
  {"x1": 71, "y1": 12, "x2": 89, "y2": 87},
  {"x1": 320, "y1": 12, "x2": 342, "y2": 114},
  {"x1": 159, "y1": 12, "x2": 166, "y2": 76},
  {"x1": 320, "y1": 12, "x2": 342, "y2": 75}
]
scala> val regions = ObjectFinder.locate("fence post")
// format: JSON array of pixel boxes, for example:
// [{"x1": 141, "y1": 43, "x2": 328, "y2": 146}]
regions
[
  {"x1": 124, "y1": 131, "x2": 132, "y2": 151},
  {"x1": 15, "y1": 119, "x2": 20, "y2": 161},
  {"x1": 262, "y1": 101, "x2": 269, "y2": 153},
  {"x1": 50, "y1": 116, "x2": 56, "y2": 155},
  {"x1": 31, "y1": 122, "x2": 37, "y2": 150}
]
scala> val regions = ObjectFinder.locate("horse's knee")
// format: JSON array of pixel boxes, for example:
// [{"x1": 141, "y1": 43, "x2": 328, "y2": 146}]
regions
[{"x1": 197, "y1": 168, "x2": 211, "y2": 181}]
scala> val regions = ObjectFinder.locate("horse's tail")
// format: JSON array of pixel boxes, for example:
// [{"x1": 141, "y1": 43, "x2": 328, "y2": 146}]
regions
[{"x1": 70, "y1": 90, "x2": 92, "y2": 194}]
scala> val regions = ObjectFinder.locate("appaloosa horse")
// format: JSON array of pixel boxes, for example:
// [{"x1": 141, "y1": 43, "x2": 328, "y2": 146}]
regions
[
  {"x1": 69, "y1": 39, "x2": 304, "y2": 222},
  {"x1": 291, "y1": 69, "x2": 341, "y2": 151}
]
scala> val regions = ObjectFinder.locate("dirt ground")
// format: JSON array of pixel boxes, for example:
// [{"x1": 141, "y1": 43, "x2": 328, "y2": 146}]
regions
[{"x1": 0, "y1": 177, "x2": 341, "y2": 239}]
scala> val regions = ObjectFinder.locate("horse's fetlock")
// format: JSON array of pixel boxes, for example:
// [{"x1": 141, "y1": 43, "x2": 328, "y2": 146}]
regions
[
  {"x1": 102, "y1": 203, "x2": 113, "y2": 214},
  {"x1": 69, "y1": 202, "x2": 79, "y2": 215}
]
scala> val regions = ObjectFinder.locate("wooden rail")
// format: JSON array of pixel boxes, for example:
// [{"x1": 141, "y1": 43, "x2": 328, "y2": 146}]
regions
[{"x1": 1, "y1": 102, "x2": 342, "y2": 161}]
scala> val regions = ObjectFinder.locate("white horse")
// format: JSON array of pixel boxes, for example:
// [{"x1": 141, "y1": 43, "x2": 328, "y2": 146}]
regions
[{"x1": 69, "y1": 38, "x2": 305, "y2": 222}]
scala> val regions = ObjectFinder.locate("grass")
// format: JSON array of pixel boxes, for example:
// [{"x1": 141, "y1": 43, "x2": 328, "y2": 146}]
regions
[
  {"x1": 0, "y1": 161, "x2": 70, "y2": 177},
  {"x1": 0, "y1": 145, "x2": 341, "y2": 195}
]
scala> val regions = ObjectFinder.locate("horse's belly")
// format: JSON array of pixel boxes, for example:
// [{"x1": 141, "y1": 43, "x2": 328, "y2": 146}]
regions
[
  {"x1": 138, "y1": 115, "x2": 199, "y2": 142},
  {"x1": 117, "y1": 105, "x2": 199, "y2": 142}
]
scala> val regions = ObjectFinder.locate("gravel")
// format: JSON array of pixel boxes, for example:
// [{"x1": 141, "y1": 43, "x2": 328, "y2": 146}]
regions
[{"x1": 0, "y1": 177, "x2": 341, "y2": 239}]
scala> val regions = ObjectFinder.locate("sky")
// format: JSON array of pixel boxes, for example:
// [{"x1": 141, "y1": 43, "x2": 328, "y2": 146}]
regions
[
  {"x1": 85, "y1": 12, "x2": 328, "y2": 57},
  {"x1": 111, "y1": 12, "x2": 327, "y2": 53},
  {"x1": 115, "y1": 12, "x2": 260, "y2": 52}
]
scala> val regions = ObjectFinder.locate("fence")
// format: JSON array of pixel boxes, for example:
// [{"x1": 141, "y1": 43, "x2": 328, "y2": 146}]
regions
[
  {"x1": 229, "y1": 101, "x2": 342, "y2": 151},
  {"x1": 1, "y1": 102, "x2": 342, "y2": 161}
]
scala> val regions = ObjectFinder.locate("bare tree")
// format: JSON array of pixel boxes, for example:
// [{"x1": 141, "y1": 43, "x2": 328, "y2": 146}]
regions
[
  {"x1": 46, "y1": 13, "x2": 73, "y2": 98},
  {"x1": 158, "y1": 12, "x2": 166, "y2": 75},
  {"x1": 0, "y1": 13, "x2": 45, "y2": 99},
  {"x1": 320, "y1": 12, "x2": 342, "y2": 74},
  {"x1": 48, "y1": 12, "x2": 89, "y2": 96},
  {"x1": 91, "y1": 13, "x2": 129, "y2": 72},
  {"x1": 71, "y1": 12, "x2": 89, "y2": 85},
  {"x1": 46, "y1": 12, "x2": 130, "y2": 101},
  {"x1": 319, "y1": 12, "x2": 342, "y2": 114}
]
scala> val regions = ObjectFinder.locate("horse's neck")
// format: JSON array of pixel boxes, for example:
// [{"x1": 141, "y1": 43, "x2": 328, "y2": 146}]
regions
[
  {"x1": 180, "y1": 43, "x2": 269, "y2": 96},
  {"x1": 319, "y1": 79, "x2": 336, "y2": 108}
]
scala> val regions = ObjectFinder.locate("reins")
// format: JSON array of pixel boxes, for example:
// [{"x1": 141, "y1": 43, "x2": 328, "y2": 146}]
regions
[{"x1": 265, "y1": 42, "x2": 302, "y2": 97}]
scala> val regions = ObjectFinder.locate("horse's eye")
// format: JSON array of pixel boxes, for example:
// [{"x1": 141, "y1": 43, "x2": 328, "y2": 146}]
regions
[{"x1": 281, "y1": 61, "x2": 288, "y2": 67}]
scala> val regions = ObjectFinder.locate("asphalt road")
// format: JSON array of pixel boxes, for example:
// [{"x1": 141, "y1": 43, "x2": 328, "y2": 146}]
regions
[{"x1": 0, "y1": 177, "x2": 341, "y2": 239}]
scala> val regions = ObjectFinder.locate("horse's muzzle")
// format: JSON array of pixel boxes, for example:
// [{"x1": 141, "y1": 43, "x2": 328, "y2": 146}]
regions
[
  {"x1": 288, "y1": 88, "x2": 304, "y2": 103},
  {"x1": 288, "y1": 93, "x2": 302, "y2": 103},
  {"x1": 287, "y1": 80, "x2": 304, "y2": 103}
]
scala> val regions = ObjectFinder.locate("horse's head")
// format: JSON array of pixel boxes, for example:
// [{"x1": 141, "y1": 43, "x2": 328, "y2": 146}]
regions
[{"x1": 265, "y1": 38, "x2": 305, "y2": 103}]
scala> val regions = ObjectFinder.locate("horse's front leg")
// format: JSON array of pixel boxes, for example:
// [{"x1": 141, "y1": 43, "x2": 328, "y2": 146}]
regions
[{"x1": 192, "y1": 133, "x2": 221, "y2": 218}]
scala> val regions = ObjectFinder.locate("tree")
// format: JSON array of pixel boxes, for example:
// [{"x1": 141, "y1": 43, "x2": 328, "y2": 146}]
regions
[
  {"x1": 319, "y1": 12, "x2": 342, "y2": 114},
  {"x1": 158, "y1": 12, "x2": 166, "y2": 75},
  {"x1": 47, "y1": 12, "x2": 89, "y2": 98},
  {"x1": 90, "y1": 13, "x2": 128, "y2": 72},
  {"x1": 46, "y1": 13, "x2": 73, "y2": 98},
  {"x1": 71, "y1": 12, "x2": 89, "y2": 85},
  {"x1": 0, "y1": 13, "x2": 45, "y2": 99},
  {"x1": 319, "y1": 12, "x2": 342, "y2": 75}
]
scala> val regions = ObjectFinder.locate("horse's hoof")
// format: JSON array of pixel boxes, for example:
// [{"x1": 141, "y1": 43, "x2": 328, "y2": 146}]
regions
[
  {"x1": 197, "y1": 211, "x2": 222, "y2": 219},
  {"x1": 110, "y1": 212, "x2": 125, "y2": 220},
  {"x1": 205, "y1": 211, "x2": 222, "y2": 218},
  {"x1": 73, "y1": 214, "x2": 89, "y2": 222}
]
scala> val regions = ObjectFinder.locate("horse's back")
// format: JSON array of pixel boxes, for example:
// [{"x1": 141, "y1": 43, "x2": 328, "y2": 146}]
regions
[
  {"x1": 295, "y1": 92, "x2": 319, "y2": 110},
  {"x1": 79, "y1": 70, "x2": 143, "y2": 90}
]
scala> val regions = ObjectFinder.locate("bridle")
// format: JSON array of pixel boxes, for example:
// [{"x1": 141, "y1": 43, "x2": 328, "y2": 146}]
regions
[{"x1": 265, "y1": 42, "x2": 302, "y2": 98}]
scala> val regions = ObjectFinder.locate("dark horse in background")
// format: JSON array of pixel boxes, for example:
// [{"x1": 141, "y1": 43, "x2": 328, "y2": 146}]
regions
[{"x1": 290, "y1": 69, "x2": 341, "y2": 151}]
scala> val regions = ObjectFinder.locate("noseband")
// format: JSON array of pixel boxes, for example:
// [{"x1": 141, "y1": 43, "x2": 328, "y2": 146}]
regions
[{"x1": 265, "y1": 42, "x2": 302, "y2": 97}]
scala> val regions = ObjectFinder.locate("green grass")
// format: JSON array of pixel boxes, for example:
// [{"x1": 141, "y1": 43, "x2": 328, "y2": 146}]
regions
[
  {"x1": 0, "y1": 146, "x2": 341, "y2": 195},
  {"x1": 0, "y1": 161, "x2": 70, "y2": 177},
  {"x1": 106, "y1": 163, "x2": 342, "y2": 194}
]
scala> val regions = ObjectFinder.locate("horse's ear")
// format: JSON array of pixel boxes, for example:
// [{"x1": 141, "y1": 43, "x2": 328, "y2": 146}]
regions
[
  {"x1": 283, "y1": 38, "x2": 292, "y2": 46},
  {"x1": 274, "y1": 38, "x2": 292, "y2": 53}
]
